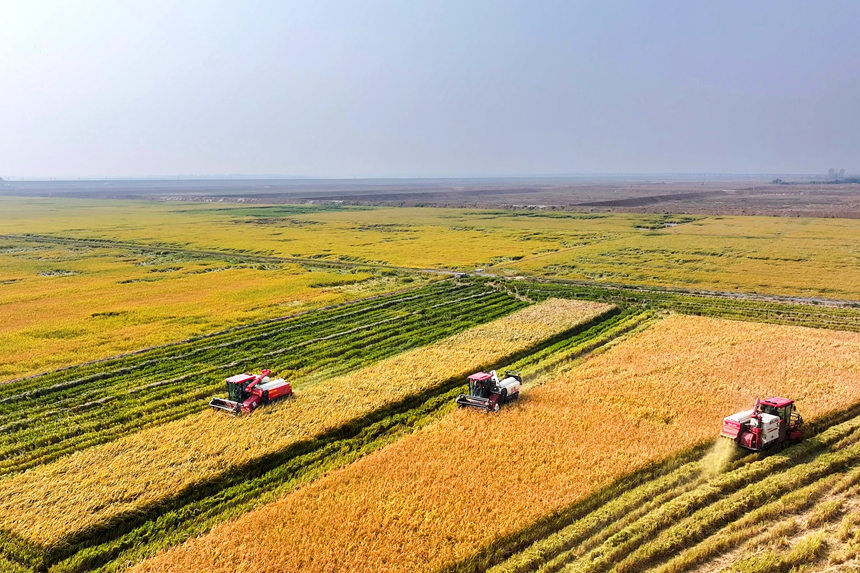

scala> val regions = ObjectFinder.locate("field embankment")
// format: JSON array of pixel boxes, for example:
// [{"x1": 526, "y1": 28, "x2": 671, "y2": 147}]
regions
[
  {"x1": 132, "y1": 314, "x2": 860, "y2": 573},
  {"x1": 0, "y1": 298, "x2": 611, "y2": 571}
]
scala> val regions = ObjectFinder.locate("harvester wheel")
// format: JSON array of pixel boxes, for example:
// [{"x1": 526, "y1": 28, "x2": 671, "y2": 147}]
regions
[{"x1": 492, "y1": 402, "x2": 501, "y2": 412}]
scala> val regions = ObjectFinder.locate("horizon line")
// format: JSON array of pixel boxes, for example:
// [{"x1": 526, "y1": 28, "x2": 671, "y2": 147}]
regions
[{"x1": 0, "y1": 172, "x2": 845, "y2": 182}]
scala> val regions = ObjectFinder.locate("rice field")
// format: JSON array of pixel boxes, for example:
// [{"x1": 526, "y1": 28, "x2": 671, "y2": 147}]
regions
[
  {"x1": 4, "y1": 196, "x2": 860, "y2": 572},
  {"x1": 486, "y1": 406, "x2": 860, "y2": 573},
  {"x1": 0, "y1": 281, "x2": 518, "y2": 477},
  {"x1": 0, "y1": 298, "x2": 611, "y2": 563},
  {"x1": 130, "y1": 315, "x2": 860, "y2": 573},
  {"x1": 4, "y1": 195, "x2": 860, "y2": 380},
  {"x1": 0, "y1": 232, "x2": 424, "y2": 380}
]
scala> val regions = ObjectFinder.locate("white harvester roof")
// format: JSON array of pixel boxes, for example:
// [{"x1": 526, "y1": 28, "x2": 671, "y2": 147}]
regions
[
  {"x1": 725, "y1": 409, "x2": 754, "y2": 424},
  {"x1": 257, "y1": 378, "x2": 288, "y2": 391}
]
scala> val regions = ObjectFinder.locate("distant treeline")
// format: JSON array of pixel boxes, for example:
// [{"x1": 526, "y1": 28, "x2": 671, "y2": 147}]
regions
[
  {"x1": 772, "y1": 178, "x2": 860, "y2": 185},
  {"x1": 812, "y1": 178, "x2": 860, "y2": 184}
]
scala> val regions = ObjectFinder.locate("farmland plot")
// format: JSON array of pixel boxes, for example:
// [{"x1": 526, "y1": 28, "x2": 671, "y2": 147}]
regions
[
  {"x1": 489, "y1": 403, "x2": 860, "y2": 573},
  {"x1": 0, "y1": 232, "x2": 422, "y2": 380},
  {"x1": 0, "y1": 298, "x2": 611, "y2": 568},
  {"x1": 0, "y1": 281, "x2": 520, "y2": 476},
  {"x1": 46, "y1": 305, "x2": 641, "y2": 573},
  {"x1": 133, "y1": 315, "x2": 860, "y2": 573}
]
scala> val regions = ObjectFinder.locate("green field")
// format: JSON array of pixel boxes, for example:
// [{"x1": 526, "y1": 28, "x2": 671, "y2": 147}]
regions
[{"x1": 0, "y1": 281, "x2": 519, "y2": 476}]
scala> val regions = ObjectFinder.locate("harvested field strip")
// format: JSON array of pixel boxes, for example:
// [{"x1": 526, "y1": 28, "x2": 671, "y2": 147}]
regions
[
  {"x1": 0, "y1": 298, "x2": 612, "y2": 562},
  {"x1": 45, "y1": 311, "x2": 646, "y2": 573},
  {"x1": 0, "y1": 299, "x2": 506, "y2": 474},
  {"x1": 131, "y1": 315, "x2": 860, "y2": 573},
  {"x1": 2, "y1": 281, "x2": 451, "y2": 390},
  {"x1": 739, "y1": 493, "x2": 860, "y2": 572},
  {"x1": 485, "y1": 405, "x2": 860, "y2": 573},
  {"x1": 0, "y1": 282, "x2": 521, "y2": 474},
  {"x1": 1, "y1": 280, "x2": 477, "y2": 398},
  {"x1": 574, "y1": 432, "x2": 860, "y2": 573},
  {"x1": 500, "y1": 280, "x2": 860, "y2": 332},
  {"x1": 2, "y1": 274, "x2": 433, "y2": 387}
]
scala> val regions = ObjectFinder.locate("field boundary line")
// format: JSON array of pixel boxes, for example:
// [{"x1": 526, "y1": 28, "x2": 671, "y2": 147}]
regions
[{"x1": 486, "y1": 275, "x2": 860, "y2": 309}]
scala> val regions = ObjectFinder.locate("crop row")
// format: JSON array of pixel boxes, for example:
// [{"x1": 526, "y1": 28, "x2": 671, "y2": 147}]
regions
[
  {"x1": 482, "y1": 403, "x2": 860, "y2": 573},
  {"x1": 0, "y1": 281, "x2": 525, "y2": 475},
  {"x1": 509, "y1": 307, "x2": 655, "y2": 375},
  {"x1": 127, "y1": 313, "x2": 860, "y2": 573},
  {"x1": 50, "y1": 307, "x2": 644, "y2": 573},
  {"x1": 2, "y1": 280, "x2": 472, "y2": 396},
  {"x1": 11, "y1": 274, "x2": 853, "y2": 479},
  {"x1": 495, "y1": 279, "x2": 860, "y2": 332},
  {"x1": 0, "y1": 299, "x2": 613, "y2": 572}
]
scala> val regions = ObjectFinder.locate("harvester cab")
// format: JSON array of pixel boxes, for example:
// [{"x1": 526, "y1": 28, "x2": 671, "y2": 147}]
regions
[
  {"x1": 208, "y1": 369, "x2": 293, "y2": 416},
  {"x1": 456, "y1": 370, "x2": 521, "y2": 412},
  {"x1": 720, "y1": 396, "x2": 803, "y2": 452}
]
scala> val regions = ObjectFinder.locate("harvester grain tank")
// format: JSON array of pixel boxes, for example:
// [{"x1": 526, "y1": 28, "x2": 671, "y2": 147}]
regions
[
  {"x1": 720, "y1": 397, "x2": 803, "y2": 452},
  {"x1": 456, "y1": 370, "x2": 521, "y2": 412},
  {"x1": 209, "y1": 369, "x2": 292, "y2": 415}
]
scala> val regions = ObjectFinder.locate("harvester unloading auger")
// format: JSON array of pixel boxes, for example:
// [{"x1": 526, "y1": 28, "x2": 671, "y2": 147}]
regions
[
  {"x1": 456, "y1": 370, "x2": 521, "y2": 412},
  {"x1": 720, "y1": 396, "x2": 803, "y2": 452},
  {"x1": 209, "y1": 369, "x2": 293, "y2": 415}
]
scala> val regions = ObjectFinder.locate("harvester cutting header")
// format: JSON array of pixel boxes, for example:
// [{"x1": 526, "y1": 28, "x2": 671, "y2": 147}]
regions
[
  {"x1": 720, "y1": 397, "x2": 803, "y2": 452},
  {"x1": 209, "y1": 369, "x2": 292, "y2": 415}
]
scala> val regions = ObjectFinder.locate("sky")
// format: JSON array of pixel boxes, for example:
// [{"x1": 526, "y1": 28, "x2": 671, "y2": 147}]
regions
[{"x1": 0, "y1": 0, "x2": 858, "y2": 178}]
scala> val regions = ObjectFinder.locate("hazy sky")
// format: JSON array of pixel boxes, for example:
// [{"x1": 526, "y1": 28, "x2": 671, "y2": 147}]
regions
[{"x1": 1, "y1": 1, "x2": 858, "y2": 178}]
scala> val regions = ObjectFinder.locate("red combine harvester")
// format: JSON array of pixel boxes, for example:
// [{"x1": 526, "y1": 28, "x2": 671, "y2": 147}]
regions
[
  {"x1": 456, "y1": 370, "x2": 521, "y2": 412},
  {"x1": 720, "y1": 397, "x2": 803, "y2": 452},
  {"x1": 209, "y1": 369, "x2": 292, "y2": 415}
]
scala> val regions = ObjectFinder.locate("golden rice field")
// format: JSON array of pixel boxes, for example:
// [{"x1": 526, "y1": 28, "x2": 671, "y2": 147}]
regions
[
  {"x1": 0, "y1": 298, "x2": 610, "y2": 548},
  {"x1": 4, "y1": 197, "x2": 860, "y2": 300},
  {"x1": 132, "y1": 315, "x2": 860, "y2": 573},
  {"x1": 0, "y1": 233, "x2": 419, "y2": 381},
  {"x1": 4, "y1": 195, "x2": 860, "y2": 572}
]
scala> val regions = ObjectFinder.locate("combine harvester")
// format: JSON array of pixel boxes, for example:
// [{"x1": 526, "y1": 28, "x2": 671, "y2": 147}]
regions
[
  {"x1": 209, "y1": 369, "x2": 292, "y2": 415},
  {"x1": 721, "y1": 397, "x2": 803, "y2": 452},
  {"x1": 456, "y1": 370, "x2": 522, "y2": 412}
]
